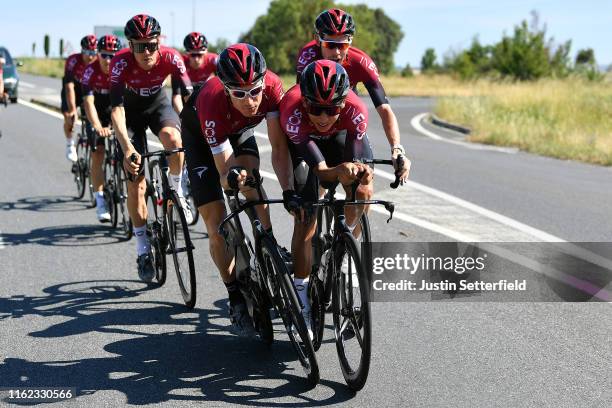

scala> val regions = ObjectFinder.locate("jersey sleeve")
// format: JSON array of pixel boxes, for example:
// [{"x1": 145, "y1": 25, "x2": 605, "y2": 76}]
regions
[
  {"x1": 353, "y1": 51, "x2": 388, "y2": 107},
  {"x1": 81, "y1": 65, "x2": 94, "y2": 96},
  {"x1": 64, "y1": 56, "x2": 77, "y2": 83},
  {"x1": 196, "y1": 95, "x2": 230, "y2": 155},
  {"x1": 265, "y1": 73, "x2": 284, "y2": 119},
  {"x1": 295, "y1": 43, "x2": 317, "y2": 84},
  {"x1": 109, "y1": 56, "x2": 127, "y2": 107},
  {"x1": 346, "y1": 95, "x2": 369, "y2": 142},
  {"x1": 169, "y1": 50, "x2": 193, "y2": 98}
]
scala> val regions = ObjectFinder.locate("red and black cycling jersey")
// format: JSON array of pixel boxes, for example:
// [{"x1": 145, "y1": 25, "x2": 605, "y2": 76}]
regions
[
  {"x1": 194, "y1": 70, "x2": 284, "y2": 154},
  {"x1": 109, "y1": 46, "x2": 192, "y2": 107},
  {"x1": 280, "y1": 84, "x2": 369, "y2": 166},
  {"x1": 295, "y1": 40, "x2": 388, "y2": 107},
  {"x1": 81, "y1": 60, "x2": 110, "y2": 96},
  {"x1": 172, "y1": 52, "x2": 218, "y2": 94},
  {"x1": 64, "y1": 53, "x2": 89, "y2": 84}
]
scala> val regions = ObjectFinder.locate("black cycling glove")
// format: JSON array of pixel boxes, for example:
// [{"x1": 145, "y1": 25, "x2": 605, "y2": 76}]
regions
[
  {"x1": 227, "y1": 166, "x2": 246, "y2": 190},
  {"x1": 282, "y1": 190, "x2": 303, "y2": 215}
]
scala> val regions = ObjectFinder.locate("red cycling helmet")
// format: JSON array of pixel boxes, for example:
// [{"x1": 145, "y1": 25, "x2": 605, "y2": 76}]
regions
[
  {"x1": 300, "y1": 60, "x2": 349, "y2": 106},
  {"x1": 97, "y1": 35, "x2": 122, "y2": 53},
  {"x1": 80, "y1": 35, "x2": 98, "y2": 51},
  {"x1": 184, "y1": 32, "x2": 208, "y2": 52},
  {"x1": 217, "y1": 43, "x2": 267, "y2": 87},
  {"x1": 315, "y1": 9, "x2": 355, "y2": 37},
  {"x1": 124, "y1": 14, "x2": 161, "y2": 40}
]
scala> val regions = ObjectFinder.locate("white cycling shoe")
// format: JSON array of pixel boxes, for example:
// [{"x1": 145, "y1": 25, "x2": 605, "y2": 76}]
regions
[
  {"x1": 96, "y1": 203, "x2": 111, "y2": 223},
  {"x1": 66, "y1": 144, "x2": 77, "y2": 162}
]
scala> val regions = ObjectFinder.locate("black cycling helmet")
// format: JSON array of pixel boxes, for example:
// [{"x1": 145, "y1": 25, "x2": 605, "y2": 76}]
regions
[
  {"x1": 315, "y1": 9, "x2": 355, "y2": 37},
  {"x1": 81, "y1": 35, "x2": 98, "y2": 51},
  {"x1": 124, "y1": 14, "x2": 161, "y2": 40},
  {"x1": 184, "y1": 32, "x2": 208, "y2": 52},
  {"x1": 217, "y1": 43, "x2": 267, "y2": 87},
  {"x1": 97, "y1": 35, "x2": 122, "y2": 52},
  {"x1": 300, "y1": 60, "x2": 349, "y2": 106}
]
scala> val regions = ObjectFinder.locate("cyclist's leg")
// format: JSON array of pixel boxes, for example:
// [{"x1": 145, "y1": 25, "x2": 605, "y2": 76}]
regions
[
  {"x1": 230, "y1": 132, "x2": 272, "y2": 230},
  {"x1": 149, "y1": 94, "x2": 184, "y2": 192},
  {"x1": 121, "y1": 112, "x2": 148, "y2": 236},
  {"x1": 91, "y1": 109, "x2": 111, "y2": 219},
  {"x1": 342, "y1": 134, "x2": 374, "y2": 236}
]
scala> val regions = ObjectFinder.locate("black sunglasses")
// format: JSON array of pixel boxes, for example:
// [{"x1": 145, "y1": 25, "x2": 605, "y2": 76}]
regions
[
  {"x1": 131, "y1": 41, "x2": 159, "y2": 53},
  {"x1": 306, "y1": 103, "x2": 343, "y2": 116},
  {"x1": 100, "y1": 52, "x2": 115, "y2": 60}
]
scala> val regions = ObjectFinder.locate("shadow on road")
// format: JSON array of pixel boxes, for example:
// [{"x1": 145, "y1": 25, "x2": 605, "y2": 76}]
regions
[
  {"x1": 0, "y1": 195, "x2": 90, "y2": 213},
  {"x1": 1, "y1": 224, "x2": 129, "y2": 247},
  {"x1": 0, "y1": 280, "x2": 352, "y2": 406}
]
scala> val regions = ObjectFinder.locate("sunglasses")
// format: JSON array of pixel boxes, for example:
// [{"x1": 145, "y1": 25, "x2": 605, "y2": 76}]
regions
[
  {"x1": 189, "y1": 52, "x2": 206, "y2": 58},
  {"x1": 100, "y1": 52, "x2": 115, "y2": 60},
  {"x1": 225, "y1": 84, "x2": 264, "y2": 99},
  {"x1": 319, "y1": 37, "x2": 351, "y2": 51},
  {"x1": 131, "y1": 41, "x2": 159, "y2": 53},
  {"x1": 82, "y1": 49, "x2": 97, "y2": 56},
  {"x1": 306, "y1": 103, "x2": 343, "y2": 116}
]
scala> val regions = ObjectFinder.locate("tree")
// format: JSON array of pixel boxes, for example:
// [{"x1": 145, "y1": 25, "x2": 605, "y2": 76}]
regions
[
  {"x1": 575, "y1": 48, "x2": 595, "y2": 66},
  {"x1": 401, "y1": 63, "x2": 413, "y2": 77},
  {"x1": 208, "y1": 38, "x2": 230, "y2": 54},
  {"x1": 32, "y1": 42, "x2": 36, "y2": 57},
  {"x1": 59, "y1": 39, "x2": 64, "y2": 58},
  {"x1": 44, "y1": 34, "x2": 50, "y2": 58},
  {"x1": 421, "y1": 48, "x2": 437, "y2": 73}
]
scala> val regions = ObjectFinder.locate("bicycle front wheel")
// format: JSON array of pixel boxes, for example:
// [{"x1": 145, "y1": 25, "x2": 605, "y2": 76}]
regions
[
  {"x1": 73, "y1": 140, "x2": 88, "y2": 199},
  {"x1": 166, "y1": 191, "x2": 196, "y2": 308},
  {"x1": 261, "y1": 236, "x2": 319, "y2": 385},
  {"x1": 146, "y1": 166, "x2": 166, "y2": 285},
  {"x1": 115, "y1": 166, "x2": 132, "y2": 240},
  {"x1": 332, "y1": 232, "x2": 372, "y2": 391}
]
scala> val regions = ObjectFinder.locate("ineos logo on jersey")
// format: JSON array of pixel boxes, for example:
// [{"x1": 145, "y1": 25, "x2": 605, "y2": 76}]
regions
[
  {"x1": 111, "y1": 59, "x2": 128, "y2": 82},
  {"x1": 204, "y1": 120, "x2": 216, "y2": 144},
  {"x1": 172, "y1": 54, "x2": 187, "y2": 74},
  {"x1": 298, "y1": 48, "x2": 317, "y2": 68},
  {"x1": 285, "y1": 108, "x2": 302, "y2": 134},
  {"x1": 82, "y1": 67, "x2": 93, "y2": 84},
  {"x1": 127, "y1": 84, "x2": 163, "y2": 97}
]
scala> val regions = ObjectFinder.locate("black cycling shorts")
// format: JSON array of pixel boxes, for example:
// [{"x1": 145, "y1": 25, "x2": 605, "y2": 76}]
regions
[
  {"x1": 60, "y1": 79, "x2": 83, "y2": 113},
  {"x1": 289, "y1": 131, "x2": 373, "y2": 202},
  {"x1": 181, "y1": 100, "x2": 260, "y2": 207}
]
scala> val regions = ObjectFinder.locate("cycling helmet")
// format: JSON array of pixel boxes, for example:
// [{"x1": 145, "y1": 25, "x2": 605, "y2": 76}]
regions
[
  {"x1": 97, "y1": 35, "x2": 122, "y2": 52},
  {"x1": 80, "y1": 35, "x2": 97, "y2": 51},
  {"x1": 315, "y1": 9, "x2": 355, "y2": 37},
  {"x1": 217, "y1": 43, "x2": 266, "y2": 87},
  {"x1": 124, "y1": 14, "x2": 161, "y2": 40},
  {"x1": 300, "y1": 60, "x2": 349, "y2": 106},
  {"x1": 184, "y1": 32, "x2": 208, "y2": 52}
]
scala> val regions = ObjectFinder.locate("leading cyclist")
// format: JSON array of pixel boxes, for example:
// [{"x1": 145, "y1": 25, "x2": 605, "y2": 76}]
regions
[{"x1": 110, "y1": 14, "x2": 193, "y2": 282}]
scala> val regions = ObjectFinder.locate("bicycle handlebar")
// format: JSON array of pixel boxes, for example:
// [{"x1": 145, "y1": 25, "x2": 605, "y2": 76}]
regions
[{"x1": 355, "y1": 157, "x2": 404, "y2": 189}]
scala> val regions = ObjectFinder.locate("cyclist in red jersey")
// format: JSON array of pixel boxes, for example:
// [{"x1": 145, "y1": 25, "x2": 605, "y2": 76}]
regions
[
  {"x1": 62, "y1": 35, "x2": 97, "y2": 162},
  {"x1": 110, "y1": 14, "x2": 193, "y2": 282},
  {"x1": 181, "y1": 43, "x2": 292, "y2": 335},
  {"x1": 295, "y1": 9, "x2": 410, "y2": 181},
  {"x1": 171, "y1": 32, "x2": 218, "y2": 114},
  {"x1": 82, "y1": 35, "x2": 123, "y2": 223},
  {"x1": 280, "y1": 60, "x2": 375, "y2": 337}
]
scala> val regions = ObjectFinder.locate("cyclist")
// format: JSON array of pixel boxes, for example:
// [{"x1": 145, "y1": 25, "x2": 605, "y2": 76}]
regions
[
  {"x1": 296, "y1": 9, "x2": 410, "y2": 184},
  {"x1": 82, "y1": 35, "x2": 123, "y2": 223},
  {"x1": 110, "y1": 14, "x2": 193, "y2": 282},
  {"x1": 171, "y1": 32, "x2": 218, "y2": 113},
  {"x1": 181, "y1": 43, "x2": 291, "y2": 335},
  {"x1": 280, "y1": 60, "x2": 381, "y2": 336},
  {"x1": 62, "y1": 35, "x2": 98, "y2": 162},
  {"x1": 0, "y1": 56, "x2": 4, "y2": 138}
]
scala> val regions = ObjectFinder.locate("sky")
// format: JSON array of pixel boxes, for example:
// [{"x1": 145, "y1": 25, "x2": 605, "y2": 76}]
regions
[{"x1": 0, "y1": 0, "x2": 610, "y2": 67}]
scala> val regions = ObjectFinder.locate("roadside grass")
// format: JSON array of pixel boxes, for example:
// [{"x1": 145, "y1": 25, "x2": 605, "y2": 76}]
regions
[
  {"x1": 17, "y1": 57, "x2": 65, "y2": 78},
  {"x1": 20, "y1": 57, "x2": 611, "y2": 165}
]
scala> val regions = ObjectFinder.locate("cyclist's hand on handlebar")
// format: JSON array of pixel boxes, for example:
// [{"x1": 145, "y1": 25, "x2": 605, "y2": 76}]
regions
[
  {"x1": 336, "y1": 162, "x2": 362, "y2": 185},
  {"x1": 392, "y1": 152, "x2": 411, "y2": 185},
  {"x1": 357, "y1": 162, "x2": 374, "y2": 185},
  {"x1": 227, "y1": 166, "x2": 248, "y2": 190},
  {"x1": 96, "y1": 126, "x2": 112, "y2": 138},
  {"x1": 283, "y1": 189, "x2": 307, "y2": 222},
  {"x1": 124, "y1": 149, "x2": 141, "y2": 176}
]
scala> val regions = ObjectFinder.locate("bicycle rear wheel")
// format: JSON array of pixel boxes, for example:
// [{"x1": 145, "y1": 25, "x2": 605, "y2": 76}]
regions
[
  {"x1": 104, "y1": 159, "x2": 118, "y2": 228},
  {"x1": 166, "y1": 190, "x2": 196, "y2": 308},
  {"x1": 261, "y1": 236, "x2": 319, "y2": 385},
  {"x1": 332, "y1": 232, "x2": 371, "y2": 391},
  {"x1": 115, "y1": 166, "x2": 132, "y2": 240},
  {"x1": 73, "y1": 139, "x2": 87, "y2": 199}
]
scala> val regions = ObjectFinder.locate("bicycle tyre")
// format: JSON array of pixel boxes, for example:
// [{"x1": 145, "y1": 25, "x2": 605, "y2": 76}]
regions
[
  {"x1": 332, "y1": 232, "x2": 371, "y2": 391},
  {"x1": 166, "y1": 190, "x2": 197, "y2": 308},
  {"x1": 73, "y1": 141, "x2": 87, "y2": 199},
  {"x1": 146, "y1": 166, "x2": 166, "y2": 286},
  {"x1": 115, "y1": 166, "x2": 133, "y2": 240},
  {"x1": 104, "y1": 159, "x2": 118, "y2": 228},
  {"x1": 261, "y1": 236, "x2": 319, "y2": 385}
]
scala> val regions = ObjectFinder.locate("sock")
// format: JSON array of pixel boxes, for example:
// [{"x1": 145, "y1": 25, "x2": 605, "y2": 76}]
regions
[
  {"x1": 67, "y1": 138, "x2": 75, "y2": 146},
  {"x1": 169, "y1": 172, "x2": 184, "y2": 197},
  {"x1": 224, "y1": 279, "x2": 244, "y2": 306},
  {"x1": 134, "y1": 225, "x2": 150, "y2": 256},
  {"x1": 294, "y1": 277, "x2": 310, "y2": 311},
  {"x1": 95, "y1": 191, "x2": 105, "y2": 208}
]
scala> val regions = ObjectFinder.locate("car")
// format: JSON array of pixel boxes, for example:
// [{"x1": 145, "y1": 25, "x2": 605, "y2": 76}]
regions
[{"x1": 0, "y1": 46, "x2": 22, "y2": 103}]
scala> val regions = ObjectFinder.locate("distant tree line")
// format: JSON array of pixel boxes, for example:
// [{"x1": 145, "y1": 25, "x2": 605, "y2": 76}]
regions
[
  {"x1": 416, "y1": 11, "x2": 603, "y2": 81},
  {"x1": 238, "y1": 0, "x2": 403, "y2": 75}
]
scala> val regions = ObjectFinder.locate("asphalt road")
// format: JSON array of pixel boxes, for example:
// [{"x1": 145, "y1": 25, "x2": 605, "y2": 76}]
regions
[{"x1": 0, "y1": 73, "x2": 609, "y2": 407}]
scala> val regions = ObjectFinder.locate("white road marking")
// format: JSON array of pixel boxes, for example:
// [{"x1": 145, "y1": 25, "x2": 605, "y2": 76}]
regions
[
  {"x1": 19, "y1": 81, "x2": 36, "y2": 88},
  {"x1": 0, "y1": 230, "x2": 5, "y2": 250},
  {"x1": 411, "y1": 112, "x2": 518, "y2": 153}
]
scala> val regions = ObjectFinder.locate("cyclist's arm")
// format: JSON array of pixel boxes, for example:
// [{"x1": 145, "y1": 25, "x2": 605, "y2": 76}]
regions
[
  {"x1": 364, "y1": 80, "x2": 400, "y2": 148},
  {"x1": 267, "y1": 116, "x2": 293, "y2": 191},
  {"x1": 83, "y1": 94, "x2": 102, "y2": 131},
  {"x1": 212, "y1": 148, "x2": 237, "y2": 191},
  {"x1": 111, "y1": 106, "x2": 132, "y2": 153},
  {"x1": 65, "y1": 81, "x2": 77, "y2": 114},
  {"x1": 172, "y1": 93, "x2": 183, "y2": 115}
]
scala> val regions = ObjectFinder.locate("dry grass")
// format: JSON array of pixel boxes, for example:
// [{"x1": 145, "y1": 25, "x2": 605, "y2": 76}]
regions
[{"x1": 17, "y1": 57, "x2": 65, "y2": 78}]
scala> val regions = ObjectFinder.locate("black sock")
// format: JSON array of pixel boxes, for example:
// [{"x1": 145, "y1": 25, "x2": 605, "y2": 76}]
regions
[{"x1": 224, "y1": 280, "x2": 244, "y2": 306}]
